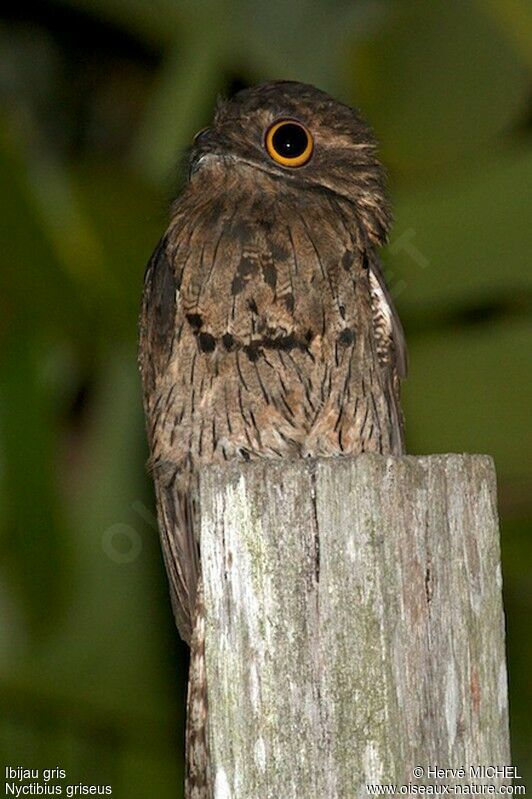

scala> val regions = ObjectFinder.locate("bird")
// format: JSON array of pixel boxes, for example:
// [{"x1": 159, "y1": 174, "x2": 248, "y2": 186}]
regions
[{"x1": 138, "y1": 80, "x2": 407, "y2": 799}]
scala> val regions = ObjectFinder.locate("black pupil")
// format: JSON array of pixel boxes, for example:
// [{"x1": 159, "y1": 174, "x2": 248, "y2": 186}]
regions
[{"x1": 272, "y1": 123, "x2": 308, "y2": 159}]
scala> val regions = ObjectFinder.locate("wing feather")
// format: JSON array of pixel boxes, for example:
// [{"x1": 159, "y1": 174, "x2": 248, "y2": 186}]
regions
[
  {"x1": 368, "y1": 253, "x2": 408, "y2": 379},
  {"x1": 139, "y1": 238, "x2": 197, "y2": 644},
  {"x1": 367, "y1": 251, "x2": 407, "y2": 453}
]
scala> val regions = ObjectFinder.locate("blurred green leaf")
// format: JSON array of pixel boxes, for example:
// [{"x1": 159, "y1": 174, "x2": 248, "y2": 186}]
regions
[
  {"x1": 72, "y1": 161, "x2": 163, "y2": 332},
  {"x1": 500, "y1": 518, "x2": 532, "y2": 780},
  {"x1": 131, "y1": 28, "x2": 226, "y2": 185},
  {"x1": 53, "y1": 0, "x2": 182, "y2": 47},
  {"x1": 387, "y1": 145, "x2": 532, "y2": 313},
  {"x1": 0, "y1": 330, "x2": 70, "y2": 633},
  {"x1": 233, "y1": 0, "x2": 382, "y2": 95},
  {"x1": 0, "y1": 120, "x2": 127, "y2": 344},
  {"x1": 352, "y1": 0, "x2": 530, "y2": 176},
  {"x1": 404, "y1": 317, "x2": 532, "y2": 484},
  {"x1": 118, "y1": 745, "x2": 183, "y2": 799},
  {"x1": 0, "y1": 122, "x2": 89, "y2": 340},
  {"x1": 26, "y1": 352, "x2": 182, "y2": 721},
  {"x1": 477, "y1": 0, "x2": 532, "y2": 68},
  {"x1": 25, "y1": 156, "x2": 119, "y2": 301}
]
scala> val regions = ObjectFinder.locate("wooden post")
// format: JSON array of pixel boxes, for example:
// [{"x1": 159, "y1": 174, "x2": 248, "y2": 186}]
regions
[{"x1": 198, "y1": 454, "x2": 511, "y2": 798}]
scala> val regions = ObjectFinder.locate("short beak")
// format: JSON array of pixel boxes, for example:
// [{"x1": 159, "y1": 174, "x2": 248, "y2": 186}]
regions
[
  {"x1": 188, "y1": 127, "x2": 218, "y2": 178},
  {"x1": 193, "y1": 127, "x2": 210, "y2": 145}
]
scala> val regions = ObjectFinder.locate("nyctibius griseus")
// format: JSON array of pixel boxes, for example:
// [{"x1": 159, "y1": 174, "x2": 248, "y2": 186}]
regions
[{"x1": 139, "y1": 80, "x2": 407, "y2": 798}]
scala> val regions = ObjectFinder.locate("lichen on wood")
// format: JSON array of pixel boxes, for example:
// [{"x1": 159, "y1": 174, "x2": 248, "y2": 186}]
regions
[{"x1": 198, "y1": 454, "x2": 510, "y2": 799}]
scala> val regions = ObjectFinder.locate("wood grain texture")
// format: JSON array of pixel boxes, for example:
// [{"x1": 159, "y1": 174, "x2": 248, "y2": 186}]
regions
[{"x1": 198, "y1": 454, "x2": 510, "y2": 798}]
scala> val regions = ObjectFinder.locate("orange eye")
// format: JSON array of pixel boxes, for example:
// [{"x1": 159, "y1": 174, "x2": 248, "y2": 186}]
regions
[{"x1": 265, "y1": 120, "x2": 314, "y2": 167}]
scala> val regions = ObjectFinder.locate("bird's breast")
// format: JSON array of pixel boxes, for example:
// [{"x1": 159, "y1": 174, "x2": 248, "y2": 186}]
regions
[{"x1": 150, "y1": 188, "x2": 398, "y2": 467}]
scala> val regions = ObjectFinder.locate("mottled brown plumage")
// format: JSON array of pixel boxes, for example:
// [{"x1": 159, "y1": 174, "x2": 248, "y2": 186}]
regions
[{"x1": 139, "y1": 80, "x2": 406, "y2": 798}]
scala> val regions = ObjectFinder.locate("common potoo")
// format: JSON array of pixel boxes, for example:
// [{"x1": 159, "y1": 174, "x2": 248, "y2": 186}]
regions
[{"x1": 139, "y1": 80, "x2": 406, "y2": 799}]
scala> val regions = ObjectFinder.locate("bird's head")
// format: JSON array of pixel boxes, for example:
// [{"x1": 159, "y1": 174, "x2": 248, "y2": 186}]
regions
[{"x1": 188, "y1": 80, "x2": 391, "y2": 244}]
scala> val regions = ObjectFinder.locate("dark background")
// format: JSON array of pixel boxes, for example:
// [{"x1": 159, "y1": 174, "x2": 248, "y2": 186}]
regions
[{"x1": 0, "y1": 1, "x2": 530, "y2": 795}]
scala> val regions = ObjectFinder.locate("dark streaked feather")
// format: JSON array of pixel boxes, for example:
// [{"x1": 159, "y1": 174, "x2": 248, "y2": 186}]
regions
[
  {"x1": 368, "y1": 252, "x2": 408, "y2": 379},
  {"x1": 138, "y1": 238, "x2": 177, "y2": 398},
  {"x1": 139, "y1": 241, "x2": 198, "y2": 645}
]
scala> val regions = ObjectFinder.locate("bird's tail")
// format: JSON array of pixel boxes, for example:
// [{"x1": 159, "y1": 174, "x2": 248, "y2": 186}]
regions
[{"x1": 185, "y1": 579, "x2": 211, "y2": 799}]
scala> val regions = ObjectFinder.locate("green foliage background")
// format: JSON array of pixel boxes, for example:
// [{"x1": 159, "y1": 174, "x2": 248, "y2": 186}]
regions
[{"x1": 0, "y1": 1, "x2": 530, "y2": 794}]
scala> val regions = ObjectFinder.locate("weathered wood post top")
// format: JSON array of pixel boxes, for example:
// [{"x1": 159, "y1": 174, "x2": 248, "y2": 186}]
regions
[{"x1": 198, "y1": 454, "x2": 510, "y2": 799}]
